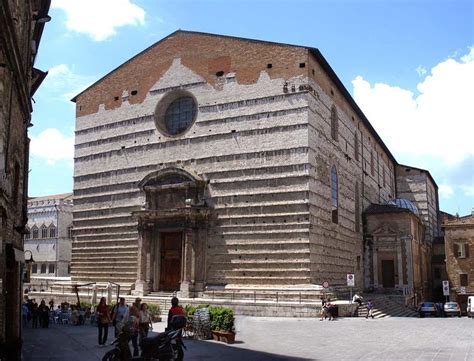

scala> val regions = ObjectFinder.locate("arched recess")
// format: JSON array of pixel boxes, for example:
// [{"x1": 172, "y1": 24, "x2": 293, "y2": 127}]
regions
[{"x1": 133, "y1": 167, "x2": 209, "y2": 297}]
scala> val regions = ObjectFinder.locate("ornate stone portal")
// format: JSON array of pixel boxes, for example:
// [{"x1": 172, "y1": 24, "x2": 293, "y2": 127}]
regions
[{"x1": 132, "y1": 168, "x2": 209, "y2": 297}]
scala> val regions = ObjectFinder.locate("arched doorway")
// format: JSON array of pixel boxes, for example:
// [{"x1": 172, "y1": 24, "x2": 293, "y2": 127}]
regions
[{"x1": 132, "y1": 168, "x2": 209, "y2": 297}]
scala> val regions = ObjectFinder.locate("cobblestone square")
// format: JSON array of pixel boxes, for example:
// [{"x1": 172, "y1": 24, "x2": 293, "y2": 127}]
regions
[{"x1": 23, "y1": 316, "x2": 473, "y2": 360}]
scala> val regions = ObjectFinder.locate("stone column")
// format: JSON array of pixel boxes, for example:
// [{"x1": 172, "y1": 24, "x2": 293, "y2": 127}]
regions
[
  {"x1": 180, "y1": 227, "x2": 195, "y2": 297},
  {"x1": 373, "y1": 239, "x2": 379, "y2": 288},
  {"x1": 134, "y1": 224, "x2": 151, "y2": 296},
  {"x1": 404, "y1": 237, "x2": 414, "y2": 290},
  {"x1": 397, "y1": 237, "x2": 403, "y2": 287}
]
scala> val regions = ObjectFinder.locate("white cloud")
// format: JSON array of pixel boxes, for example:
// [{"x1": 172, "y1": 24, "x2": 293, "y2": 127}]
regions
[
  {"x1": 52, "y1": 0, "x2": 145, "y2": 41},
  {"x1": 352, "y1": 46, "x2": 474, "y2": 166},
  {"x1": 43, "y1": 64, "x2": 95, "y2": 101},
  {"x1": 415, "y1": 65, "x2": 427, "y2": 76},
  {"x1": 439, "y1": 184, "x2": 454, "y2": 199},
  {"x1": 462, "y1": 186, "x2": 474, "y2": 197},
  {"x1": 30, "y1": 128, "x2": 74, "y2": 165}
]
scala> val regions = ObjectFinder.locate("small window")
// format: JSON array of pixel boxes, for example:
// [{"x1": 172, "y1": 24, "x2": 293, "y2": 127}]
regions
[
  {"x1": 48, "y1": 264, "x2": 55, "y2": 274},
  {"x1": 356, "y1": 256, "x2": 361, "y2": 270},
  {"x1": 331, "y1": 166, "x2": 338, "y2": 224},
  {"x1": 454, "y1": 242, "x2": 469, "y2": 258},
  {"x1": 24, "y1": 228, "x2": 30, "y2": 240},
  {"x1": 41, "y1": 225, "x2": 48, "y2": 238},
  {"x1": 49, "y1": 225, "x2": 56, "y2": 238},
  {"x1": 32, "y1": 227, "x2": 38, "y2": 239},
  {"x1": 330, "y1": 106, "x2": 338, "y2": 141},
  {"x1": 460, "y1": 274, "x2": 468, "y2": 286},
  {"x1": 40, "y1": 264, "x2": 46, "y2": 273},
  {"x1": 370, "y1": 151, "x2": 375, "y2": 176},
  {"x1": 32, "y1": 264, "x2": 37, "y2": 273}
]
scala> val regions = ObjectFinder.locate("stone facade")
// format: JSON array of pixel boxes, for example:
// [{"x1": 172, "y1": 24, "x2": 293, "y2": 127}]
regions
[
  {"x1": 443, "y1": 212, "x2": 473, "y2": 312},
  {"x1": 0, "y1": 0, "x2": 50, "y2": 358},
  {"x1": 24, "y1": 193, "x2": 73, "y2": 278},
  {"x1": 71, "y1": 31, "x2": 437, "y2": 299}
]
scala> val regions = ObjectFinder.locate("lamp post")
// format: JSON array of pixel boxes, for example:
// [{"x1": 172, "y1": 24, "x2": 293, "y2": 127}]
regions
[{"x1": 23, "y1": 250, "x2": 35, "y2": 284}]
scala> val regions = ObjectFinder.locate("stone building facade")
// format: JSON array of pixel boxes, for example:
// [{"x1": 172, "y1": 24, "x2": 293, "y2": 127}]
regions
[
  {"x1": 71, "y1": 31, "x2": 438, "y2": 298},
  {"x1": 0, "y1": 0, "x2": 50, "y2": 358},
  {"x1": 24, "y1": 193, "x2": 73, "y2": 278},
  {"x1": 443, "y1": 212, "x2": 473, "y2": 312}
]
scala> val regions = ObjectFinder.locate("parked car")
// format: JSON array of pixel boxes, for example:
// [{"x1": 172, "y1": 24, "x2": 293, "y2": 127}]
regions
[
  {"x1": 467, "y1": 296, "x2": 474, "y2": 318},
  {"x1": 443, "y1": 302, "x2": 461, "y2": 317},
  {"x1": 418, "y1": 302, "x2": 437, "y2": 317}
]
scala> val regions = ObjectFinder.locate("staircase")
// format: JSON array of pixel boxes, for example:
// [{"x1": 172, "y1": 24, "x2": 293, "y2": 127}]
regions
[{"x1": 356, "y1": 294, "x2": 418, "y2": 318}]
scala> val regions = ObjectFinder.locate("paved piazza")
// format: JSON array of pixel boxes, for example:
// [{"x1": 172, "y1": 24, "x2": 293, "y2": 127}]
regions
[{"x1": 23, "y1": 316, "x2": 473, "y2": 360}]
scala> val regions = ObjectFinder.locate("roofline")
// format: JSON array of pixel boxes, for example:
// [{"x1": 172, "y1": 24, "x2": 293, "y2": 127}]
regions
[
  {"x1": 397, "y1": 163, "x2": 438, "y2": 189},
  {"x1": 70, "y1": 29, "x2": 398, "y2": 164}
]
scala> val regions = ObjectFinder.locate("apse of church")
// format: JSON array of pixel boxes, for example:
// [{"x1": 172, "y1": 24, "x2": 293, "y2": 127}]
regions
[{"x1": 71, "y1": 31, "x2": 434, "y2": 297}]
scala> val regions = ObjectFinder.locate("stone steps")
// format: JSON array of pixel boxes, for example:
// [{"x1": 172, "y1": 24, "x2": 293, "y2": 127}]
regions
[{"x1": 356, "y1": 294, "x2": 419, "y2": 318}]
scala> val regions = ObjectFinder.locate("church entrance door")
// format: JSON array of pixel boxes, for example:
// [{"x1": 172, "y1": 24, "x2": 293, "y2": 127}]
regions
[
  {"x1": 159, "y1": 232, "x2": 182, "y2": 291},
  {"x1": 381, "y1": 260, "x2": 395, "y2": 288}
]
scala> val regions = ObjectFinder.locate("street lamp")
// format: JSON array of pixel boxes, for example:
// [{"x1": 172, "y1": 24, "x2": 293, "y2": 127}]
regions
[{"x1": 23, "y1": 250, "x2": 35, "y2": 284}]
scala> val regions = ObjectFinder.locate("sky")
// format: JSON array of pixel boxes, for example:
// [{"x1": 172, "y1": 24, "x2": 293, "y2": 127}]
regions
[{"x1": 30, "y1": 0, "x2": 473, "y2": 216}]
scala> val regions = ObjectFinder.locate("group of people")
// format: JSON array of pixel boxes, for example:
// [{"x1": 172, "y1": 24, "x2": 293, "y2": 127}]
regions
[
  {"x1": 319, "y1": 297, "x2": 337, "y2": 321},
  {"x1": 352, "y1": 294, "x2": 375, "y2": 319},
  {"x1": 22, "y1": 298, "x2": 52, "y2": 328},
  {"x1": 96, "y1": 296, "x2": 154, "y2": 356}
]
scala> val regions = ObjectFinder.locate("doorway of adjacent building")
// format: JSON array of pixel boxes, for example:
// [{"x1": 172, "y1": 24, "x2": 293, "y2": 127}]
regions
[
  {"x1": 381, "y1": 260, "x2": 395, "y2": 288},
  {"x1": 159, "y1": 232, "x2": 182, "y2": 291}
]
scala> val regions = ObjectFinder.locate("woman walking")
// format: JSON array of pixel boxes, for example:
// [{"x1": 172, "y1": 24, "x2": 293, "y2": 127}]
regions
[
  {"x1": 139, "y1": 303, "x2": 152, "y2": 341},
  {"x1": 96, "y1": 297, "x2": 110, "y2": 346}
]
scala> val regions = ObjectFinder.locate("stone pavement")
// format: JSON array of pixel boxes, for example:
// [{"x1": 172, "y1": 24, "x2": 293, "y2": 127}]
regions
[{"x1": 22, "y1": 316, "x2": 474, "y2": 360}]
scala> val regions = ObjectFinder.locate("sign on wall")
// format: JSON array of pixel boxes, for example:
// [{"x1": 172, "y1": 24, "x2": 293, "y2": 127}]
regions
[
  {"x1": 347, "y1": 273, "x2": 355, "y2": 287},
  {"x1": 442, "y1": 280, "x2": 450, "y2": 296}
]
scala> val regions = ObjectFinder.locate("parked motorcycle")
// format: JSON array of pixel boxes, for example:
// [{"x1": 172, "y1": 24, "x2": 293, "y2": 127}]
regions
[{"x1": 102, "y1": 319, "x2": 185, "y2": 361}]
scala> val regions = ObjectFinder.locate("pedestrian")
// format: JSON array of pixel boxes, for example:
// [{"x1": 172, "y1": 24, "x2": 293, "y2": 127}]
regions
[
  {"x1": 111, "y1": 297, "x2": 129, "y2": 337},
  {"x1": 326, "y1": 299, "x2": 336, "y2": 321},
  {"x1": 49, "y1": 299, "x2": 54, "y2": 311},
  {"x1": 352, "y1": 293, "x2": 363, "y2": 307},
  {"x1": 31, "y1": 300, "x2": 38, "y2": 328},
  {"x1": 22, "y1": 302, "x2": 29, "y2": 327},
  {"x1": 96, "y1": 297, "x2": 110, "y2": 346},
  {"x1": 319, "y1": 297, "x2": 327, "y2": 321},
  {"x1": 167, "y1": 297, "x2": 185, "y2": 330},
  {"x1": 366, "y1": 300, "x2": 374, "y2": 319},
  {"x1": 139, "y1": 303, "x2": 152, "y2": 341},
  {"x1": 129, "y1": 298, "x2": 142, "y2": 356},
  {"x1": 38, "y1": 299, "x2": 49, "y2": 328}
]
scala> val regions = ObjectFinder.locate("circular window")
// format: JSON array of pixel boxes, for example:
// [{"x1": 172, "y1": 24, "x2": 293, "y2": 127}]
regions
[{"x1": 155, "y1": 90, "x2": 197, "y2": 136}]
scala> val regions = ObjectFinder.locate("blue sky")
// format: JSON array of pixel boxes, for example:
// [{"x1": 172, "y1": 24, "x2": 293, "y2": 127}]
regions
[{"x1": 30, "y1": 0, "x2": 473, "y2": 215}]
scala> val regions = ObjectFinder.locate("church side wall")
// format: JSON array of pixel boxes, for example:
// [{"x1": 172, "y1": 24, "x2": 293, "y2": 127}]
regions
[{"x1": 306, "y1": 55, "x2": 397, "y2": 288}]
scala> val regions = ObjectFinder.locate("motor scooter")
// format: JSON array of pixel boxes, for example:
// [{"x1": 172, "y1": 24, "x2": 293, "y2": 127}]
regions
[{"x1": 102, "y1": 320, "x2": 185, "y2": 361}]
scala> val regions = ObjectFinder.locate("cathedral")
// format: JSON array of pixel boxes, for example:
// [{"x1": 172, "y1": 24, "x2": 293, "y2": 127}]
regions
[{"x1": 71, "y1": 31, "x2": 439, "y2": 301}]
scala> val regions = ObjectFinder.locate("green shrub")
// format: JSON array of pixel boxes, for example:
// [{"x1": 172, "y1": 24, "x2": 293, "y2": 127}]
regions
[
  {"x1": 80, "y1": 301, "x2": 92, "y2": 309},
  {"x1": 184, "y1": 303, "x2": 209, "y2": 316},
  {"x1": 147, "y1": 303, "x2": 160, "y2": 316},
  {"x1": 208, "y1": 306, "x2": 234, "y2": 332}
]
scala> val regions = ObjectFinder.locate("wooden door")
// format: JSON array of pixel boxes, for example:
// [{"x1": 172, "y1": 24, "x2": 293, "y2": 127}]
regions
[
  {"x1": 159, "y1": 232, "x2": 182, "y2": 291},
  {"x1": 381, "y1": 260, "x2": 395, "y2": 288}
]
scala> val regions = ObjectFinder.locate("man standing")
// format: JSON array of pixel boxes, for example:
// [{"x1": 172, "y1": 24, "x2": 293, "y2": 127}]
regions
[
  {"x1": 366, "y1": 300, "x2": 375, "y2": 319},
  {"x1": 111, "y1": 297, "x2": 129, "y2": 337}
]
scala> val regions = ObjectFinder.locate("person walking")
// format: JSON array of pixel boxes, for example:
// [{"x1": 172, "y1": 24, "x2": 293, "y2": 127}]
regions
[
  {"x1": 139, "y1": 303, "x2": 152, "y2": 341},
  {"x1": 31, "y1": 300, "x2": 38, "y2": 328},
  {"x1": 129, "y1": 298, "x2": 142, "y2": 357},
  {"x1": 352, "y1": 293, "x2": 363, "y2": 307},
  {"x1": 38, "y1": 300, "x2": 49, "y2": 328},
  {"x1": 22, "y1": 302, "x2": 29, "y2": 327},
  {"x1": 111, "y1": 297, "x2": 129, "y2": 337},
  {"x1": 96, "y1": 297, "x2": 111, "y2": 346},
  {"x1": 366, "y1": 300, "x2": 375, "y2": 319},
  {"x1": 319, "y1": 297, "x2": 328, "y2": 321},
  {"x1": 167, "y1": 297, "x2": 185, "y2": 330}
]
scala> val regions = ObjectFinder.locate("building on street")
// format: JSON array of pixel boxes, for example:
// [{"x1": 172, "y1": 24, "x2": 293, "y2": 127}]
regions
[
  {"x1": 0, "y1": 0, "x2": 51, "y2": 358},
  {"x1": 443, "y1": 211, "x2": 473, "y2": 312},
  {"x1": 70, "y1": 30, "x2": 441, "y2": 300},
  {"x1": 24, "y1": 193, "x2": 73, "y2": 280}
]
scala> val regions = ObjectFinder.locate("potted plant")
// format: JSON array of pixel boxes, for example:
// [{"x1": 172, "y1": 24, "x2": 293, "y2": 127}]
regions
[
  {"x1": 147, "y1": 303, "x2": 161, "y2": 322},
  {"x1": 209, "y1": 306, "x2": 235, "y2": 344}
]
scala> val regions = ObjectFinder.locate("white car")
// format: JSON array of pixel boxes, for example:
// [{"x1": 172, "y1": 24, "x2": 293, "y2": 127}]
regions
[{"x1": 443, "y1": 302, "x2": 461, "y2": 317}]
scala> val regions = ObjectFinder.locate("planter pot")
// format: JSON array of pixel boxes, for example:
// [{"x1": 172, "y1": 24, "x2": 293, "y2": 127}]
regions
[
  {"x1": 218, "y1": 331, "x2": 235, "y2": 344},
  {"x1": 151, "y1": 315, "x2": 162, "y2": 322},
  {"x1": 212, "y1": 331, "x2": 221, "y2": 341}
]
